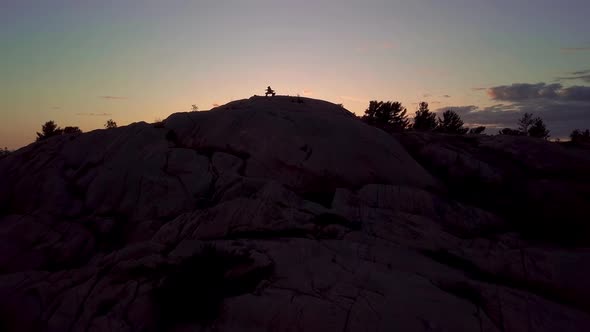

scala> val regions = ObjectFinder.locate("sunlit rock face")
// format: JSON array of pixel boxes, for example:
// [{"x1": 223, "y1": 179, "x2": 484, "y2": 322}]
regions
[{"x1": 1, "y1": 96, "x2": 589, "y2": 332}]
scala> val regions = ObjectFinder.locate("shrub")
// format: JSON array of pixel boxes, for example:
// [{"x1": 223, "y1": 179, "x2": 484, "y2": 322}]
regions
[
  {"x1": 498, "y1": 128, "x2": 524, "y2": 136},
  {"x1": 105, "y1": 119, "x2": 117, "y2": 129},
  {"x1": 62, "y1": 126, "x2": 82, "y2": 135},
  {"x1": 469, "y1": 126, "x2": 486, "y2": 135}
]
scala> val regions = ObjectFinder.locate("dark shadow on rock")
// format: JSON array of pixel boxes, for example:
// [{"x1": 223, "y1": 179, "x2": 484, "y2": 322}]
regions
[
  {"x1": 300, "y1": 190, "x2": 336, "y2": 208},
  {"x1": 153, "y1": 244, "x2": 273, "y2": 329}
]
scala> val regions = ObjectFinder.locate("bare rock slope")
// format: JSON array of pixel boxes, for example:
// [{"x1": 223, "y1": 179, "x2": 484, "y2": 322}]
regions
[{"x1": 1, "y1": 96, "x2": 589, "y2": 331}]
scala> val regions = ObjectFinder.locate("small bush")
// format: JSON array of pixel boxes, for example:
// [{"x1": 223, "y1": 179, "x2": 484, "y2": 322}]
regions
[
  {"x1": 468, "y1": 126, "x2": 486, "y2": 135},
  {"x1": 498, "y1": 128, "x2": 524, "y2": 136},
  {"x1": 62, "y1": 126, "x2": 82, "y2": 135},
  {"x1": 105, "y1": 119, "x2": 117, "y2": 129}
]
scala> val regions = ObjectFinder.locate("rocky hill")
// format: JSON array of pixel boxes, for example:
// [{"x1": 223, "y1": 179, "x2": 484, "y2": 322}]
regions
[{"x1": 1, "y1": 96, "x2": 590, "y2": 331}]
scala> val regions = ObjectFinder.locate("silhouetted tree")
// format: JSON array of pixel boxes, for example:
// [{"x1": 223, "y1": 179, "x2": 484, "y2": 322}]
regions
[
  {"x1": 62, "y1": 126, "x2": 82, "y2": 135},
  {"x1": 509, "y1": 113, "x2": 551, "y2": 139},
  {"x1": 362, "y1": 100, "x2": 409, "y2": 130},
  {"x1": 469, "y1": 126, "x2": 486, "y2": 135},
  {"x1": 36, "y1": 121, "x2": 62, "y2": 141},
  {"x1": 0, "y1": 147, "x2": 9, "y2": 158},
  {"x1": 105, "y1": 119, "x2": 117, "y2": 129},
  {"x1": 437, "y1": 110, "x2": 468, "y2": 134},
  {"x1": 412, "y1": 102, "x2": 437, "y2": 131},
  {"x1": 191, "y1": 104, "x2": 199, "y2": 111},
  {"x1": 517, "y1": 112, "x2": 535, "y2": 134},
  {"x1": 571, "y1": 129, "x2": 590, "y2": 143},
  {"x1": 498, "y1": 128, "x2": 524, "y2": 136},
  {"x1": 528, "y1": 117, "x2": 550, "y2": 139}
]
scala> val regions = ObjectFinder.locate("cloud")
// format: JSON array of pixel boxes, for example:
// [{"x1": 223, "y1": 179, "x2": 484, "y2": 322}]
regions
[
  {"x1": 560, "y1": 47, "x2": 590, "y2": 52},
  {"x1": 556, "y1": 69, "x2": 590, "y2": 83},
  {"x1": 76, "y1": 112, "x2": 112, "y2": 116},
  {"x1": 423, "y1": 93, "x2": 432, "y2": 98},
  {"x1": 487, "y1": 83, "x2": 590, "y2": 102},
  {"x1": 435, "y1": 104, "x2": 521, "y2": 127},
  {"x1": 573, "y1": 69, "x2": 590, "y2": 75},
  {"x1": 212, "y1": 103, "x2": 220, "y2": 107},
  {"x1": 98, "y1": 96, "x2": 127, "y2": 100},
  {"x1": 51, "y1": 106, "x2": 61, "y2": 110},
  {"x1": 471, "y1": 87, "x2": 487, "y2": 91},
  {"x1": 302, "y1": 89, "x2": 313, "y2": 96},
  {"x1": 442, "y1": 95, "x2": 451, "y2": 98},
  {"x1": 439, "y1": 97, "x2": 590, "y2": 138}
]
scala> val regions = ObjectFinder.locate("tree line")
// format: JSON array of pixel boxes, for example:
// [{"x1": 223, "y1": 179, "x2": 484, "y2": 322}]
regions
[
  {"x1": 360, "y1": 100, "x2": 558, "y2": 139},
  {"x1": 35, "y1": 119, "x2": 118, "y2": 141}
]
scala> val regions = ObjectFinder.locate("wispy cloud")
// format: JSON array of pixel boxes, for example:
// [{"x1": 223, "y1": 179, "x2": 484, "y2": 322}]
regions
[
  {"x1": 98, "y1": 95, "x2": 128, "y2": 100},
  {"x1": 302, "y1": 89, "x2": 313, "y2": 96},
  {"x1": 471, "y1": 87, "x2": 487, "y2": 91},
  {"x1": 76, "y1": 112, "x2": 112, "y2": 116},
  {"x1": 422, "y1": 93, "x2": 432, "y2": 98},
  {"x1": 488, "y1": 83, "x2": 590, "y2": 102},
  {"x1": 51, "y1": 106, "x2": 61, "y2": 110},
  {"x1": 442, "y1": 95, "x2": 451, "y2": 98},
  {"x1": 212, "y1": 103, "x2": 220, "y2": 107},
  {"x1": 556, "y1": 69, "x2": 590, "y2": 83},
  {"x1": 560, "y1": 47, "x2": 590, "y2": 53}
]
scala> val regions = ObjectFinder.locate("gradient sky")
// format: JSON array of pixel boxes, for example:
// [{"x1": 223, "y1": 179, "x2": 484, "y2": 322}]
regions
[{"x1": 1, "y1": 0, "x2": 589, "y2": 149}]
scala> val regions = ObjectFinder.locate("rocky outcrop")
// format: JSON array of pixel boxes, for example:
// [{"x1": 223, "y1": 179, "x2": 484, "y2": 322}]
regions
[
  {"x1": 1, "y1": 96, "x2": 589, "y2": 331},
  {"x1": 395, "y1": 132, "x2": 590, "y2": 244}
]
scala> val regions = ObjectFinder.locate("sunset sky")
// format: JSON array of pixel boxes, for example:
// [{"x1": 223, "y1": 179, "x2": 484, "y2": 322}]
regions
[{"x1": 1, "y1": 0, "x2": 589, "y2": 149}]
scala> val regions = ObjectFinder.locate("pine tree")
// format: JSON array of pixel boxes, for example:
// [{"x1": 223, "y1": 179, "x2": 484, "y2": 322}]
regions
[
  {"x1": 528, "y1": 117, "x2": 550, "y2": 139},
  {"x1": 362, "y1": 101, "x2": 409, "y2": 130},
  {"x1": 413, "y1": 102, "x2": 437, "y2": 131},
  {"x1": 437, "y1": 110, "x2": 469, "y2": 134},
  {"x1": 36, "y1": 121, "x2": 62, "y2": 141},
  {"x1": 517, "y1": 113, "x2": 535, "y2": 135}
]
